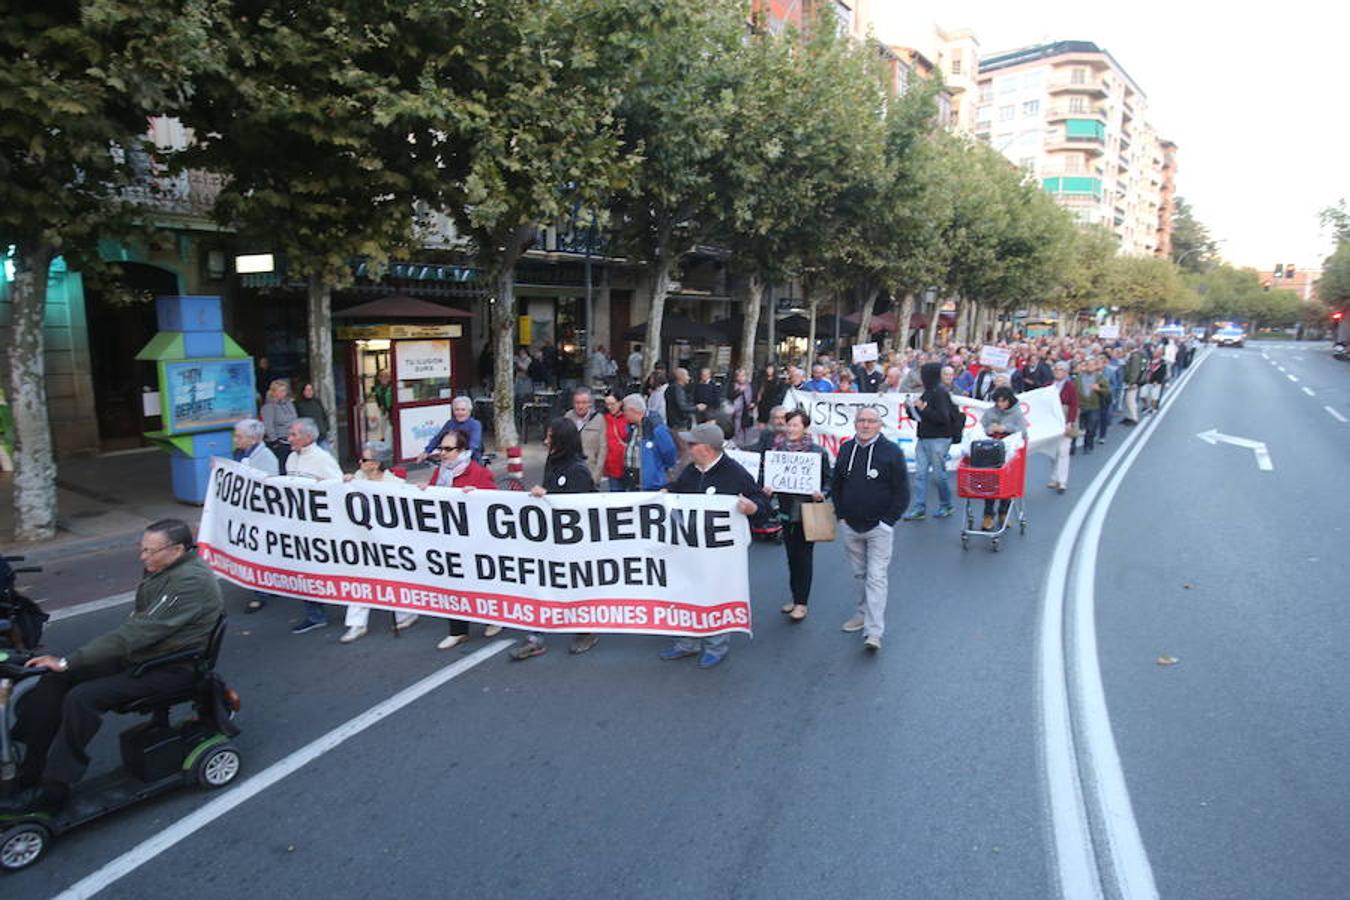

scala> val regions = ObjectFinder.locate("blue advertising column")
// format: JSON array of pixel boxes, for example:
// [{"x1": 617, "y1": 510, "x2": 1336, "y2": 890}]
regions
[{"x1": 136, "y1": 295, "x2": 255, "y2": 503}]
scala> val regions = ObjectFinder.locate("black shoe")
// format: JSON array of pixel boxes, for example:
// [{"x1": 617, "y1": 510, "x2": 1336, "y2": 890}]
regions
[{"x1": 0, "y1": 783, "x2": 66, "y2": 816}]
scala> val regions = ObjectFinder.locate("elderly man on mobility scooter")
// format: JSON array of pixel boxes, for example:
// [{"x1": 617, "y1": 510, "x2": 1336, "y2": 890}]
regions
[{"x1": 0, "y1": 519, "x2": 222, "y2": 818}]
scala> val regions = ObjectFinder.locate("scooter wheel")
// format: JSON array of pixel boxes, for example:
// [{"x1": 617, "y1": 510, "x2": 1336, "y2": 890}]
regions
[
  {"x1": 0, "y1": 822, "x2": 50, "y2": 872},
  {"x1": 195, "y1": 744, "x2": 242, "y2": 789}
]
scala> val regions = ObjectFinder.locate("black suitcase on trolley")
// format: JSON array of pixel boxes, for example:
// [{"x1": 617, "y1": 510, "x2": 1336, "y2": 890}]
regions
[{"x1": 969, "y1": 439, "x2": 1006, "y2": 469}]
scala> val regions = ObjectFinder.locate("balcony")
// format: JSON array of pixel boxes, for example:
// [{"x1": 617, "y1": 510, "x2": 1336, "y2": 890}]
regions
[
  {"x1": 1046, "y1": 105, "x2": 1107, "y2": 123},
  {"x1": 122, "y1": 169, "x2": 224, "y2": 218},
  {"x1": 1042, "y1": 176, "x2": 1103, "y2": 199},
  {"x1": 1048, "y1": 77, "x2": 1108, "y2": 98}
]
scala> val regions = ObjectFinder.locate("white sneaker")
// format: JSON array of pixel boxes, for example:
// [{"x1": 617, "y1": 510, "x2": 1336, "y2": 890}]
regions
[
  {"x1": 864, "y1": 635, "x2": 882, "y2": 652},
  {"x1": 437, "y1": 633, "x2": 470, "y2": 651},
  {"x1": 483, "y1": 625, "x2": 503, "y2": 638},
  {"x1": 339, "y1": 626, "x2": 367, "y2": 644},
  {"x1": 394, "y1": 613, "x2": 419, "y2": 631},
  {"x1": 841, "y1": 616, "x2": 865, "y2": 633}
]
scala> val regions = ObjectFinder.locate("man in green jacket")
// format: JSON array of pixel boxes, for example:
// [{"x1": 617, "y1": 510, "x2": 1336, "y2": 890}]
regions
[{"x1": 3, "y1": 519, "x2": 221, "y2": 814}]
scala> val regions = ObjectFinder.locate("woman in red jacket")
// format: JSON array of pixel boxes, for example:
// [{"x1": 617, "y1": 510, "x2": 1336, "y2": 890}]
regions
[
  {"x1": 600, "y1": 389, "x2": 629, "y2": 492},
  {"x1": 422, "y1": 429, "x2": 500, "y2": 647}
]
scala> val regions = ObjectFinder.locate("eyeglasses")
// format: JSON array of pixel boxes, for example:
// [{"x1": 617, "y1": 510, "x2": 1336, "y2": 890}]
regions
[
  {"x1": 436, "y1": 445, "x2": 461, "y2": 453},
  {"x1": 139, "y1": 542, "x2": 180, "y2": 558}
]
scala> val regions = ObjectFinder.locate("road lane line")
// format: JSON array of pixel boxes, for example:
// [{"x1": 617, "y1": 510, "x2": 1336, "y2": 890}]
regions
[
  {"x1": 1276, "y1": 365, "x2": 1285, "y2": 372},
  {"x1": 1326, "y1": 406, "x2": 1349, "y2": 423},
  {"x1": 1286, "y1": 374, "x2": 1299, "y2": 383},
  {"x1": 1038, "y1": 349, "x2": 1209, "y2": 900},
  {"x1": 1301, "y1": 387, "x2": 1315, "y2": 397},
  {"x1": 53, "y1": 639, "x2": 514, "y2": 899},
  {"x1": 46, "y1": 592, "x2": 136, "y2": 621}
]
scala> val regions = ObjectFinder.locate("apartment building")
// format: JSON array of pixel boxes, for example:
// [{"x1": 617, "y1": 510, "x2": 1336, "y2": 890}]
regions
[
  {"x1": 975, "y1": 40, "x2": 1176, "y2": 256},
  {"x1": 751, "y1": 0, "x2": 871, "y2": 36}
]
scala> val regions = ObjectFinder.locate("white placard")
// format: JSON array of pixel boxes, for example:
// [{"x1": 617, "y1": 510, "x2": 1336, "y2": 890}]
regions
[
  {"x1": 1098, "y1": 324, "x2": 1120, "y2": 339},
  {"x1": 851, "y1": 342, "x2": 879, "y2": 363},
  {"x1": 763, "y1": 450, "x2": 821, "y2": 495},
  {"x1": 978, "y1": 345, "x2": 1011, "y2": 368},
  {"x1": 396, "y1": 340, "x2": 452, "y2": 381},
  {"x1": 725, "y1": 448, "x2": 762, "y2": 480},
  {"x1": 398, "y1": 402, "x2": 454, "y2": 459},
  {"x1": 142, "y1": 391, "x2": 162, "y2": 417}
]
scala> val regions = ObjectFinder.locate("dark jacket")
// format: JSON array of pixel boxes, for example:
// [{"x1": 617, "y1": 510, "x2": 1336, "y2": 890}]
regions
[
  {"x1": 668, "y1": 453, "x2": 769, "y2": 525},
  {"x1": 68, "y1": 550, "x2": 222, "y2": 671},
  {"x1": 542, "y1": 453, "x2": 595, "y2": 494},
  {"x1": 693, "y1": 381, "x2": 721, "y2": 413},
  {"x1": 755, "y1": 378, "x2": 788, "y2": 423},
  {"x1": 830, "y1": 435, "x2": 909, "y2": 531},
  {"x1": 1021, "y1": 361, "x2": 1053, "y2": 390},
  {"x1": 293, "y1": 397, "x2": 330, "y2": 441},
  {"x1": 854, "y1": 364, "x2": 884, "y2": 394},
  {"x1": 914, "y1": 363, "x2": 961, "y2": 441},
  {"x1": 667, "y1": 381, "x2": 696, "y2": 429}
]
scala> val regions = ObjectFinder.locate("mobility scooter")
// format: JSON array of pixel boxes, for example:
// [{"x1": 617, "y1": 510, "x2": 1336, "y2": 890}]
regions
[{"x1": 0, "y1": 591, "x2": 242, "y2": 872}]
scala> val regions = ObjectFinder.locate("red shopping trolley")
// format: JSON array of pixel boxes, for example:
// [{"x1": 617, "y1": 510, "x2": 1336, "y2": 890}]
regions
[{"x1": 957, "y1": 442, "x2": 1027, "y2": 552}]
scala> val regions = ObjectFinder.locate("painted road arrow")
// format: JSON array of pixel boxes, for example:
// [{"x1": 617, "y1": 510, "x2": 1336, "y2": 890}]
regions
[{"x1": 1197, "y1": 428, "x2": 1274, "y2": 471}]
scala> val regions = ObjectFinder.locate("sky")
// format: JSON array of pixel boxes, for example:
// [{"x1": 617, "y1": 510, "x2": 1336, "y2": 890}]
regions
[{"x1": 870, "y1": 0, "x2": 1350, "y2": 272}]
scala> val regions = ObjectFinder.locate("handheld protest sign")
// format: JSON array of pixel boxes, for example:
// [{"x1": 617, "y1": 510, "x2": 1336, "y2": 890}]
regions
[{"x1": 763, "y1": 450, "x2": 821, "y2": 495}]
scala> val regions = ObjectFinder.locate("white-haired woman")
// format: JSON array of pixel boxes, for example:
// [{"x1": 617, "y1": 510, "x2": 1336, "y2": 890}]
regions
[
  {"x1": 234, "y1": 418, "x2": 279, "y2": 613},
  {"x1": 339, "y1": 441, "x2": 415, "y2": 643}
]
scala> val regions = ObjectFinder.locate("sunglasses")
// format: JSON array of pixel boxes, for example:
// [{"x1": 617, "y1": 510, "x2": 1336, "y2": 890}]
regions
[{"x1": 359, "y1": 457, "x2": 380, "y2": 463}]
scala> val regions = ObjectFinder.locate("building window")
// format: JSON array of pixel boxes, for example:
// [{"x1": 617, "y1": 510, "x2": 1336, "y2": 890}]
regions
[
  {"x1": 950, "y1": 54, "x2": 962, "y2": 75},
  {"x1": 1069, "y1": 96, "x2": 1087, "y2": 114},
  {"x1": 999, "y1": 105, "x2": 1015, "y2": 122},
  {"x1": 1071, "y1": 67, "x2": 1087, "y2": 85},
  {"x1": 979, "y1": 83, "x2": 993, "y2": 103},
  {"x1": 1022, "y1": 100, "x2": 1040, "y2": 117}
]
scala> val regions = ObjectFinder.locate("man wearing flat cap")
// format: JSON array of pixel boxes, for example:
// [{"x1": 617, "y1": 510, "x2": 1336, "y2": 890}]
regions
[{"x1": 659, "y1": 422, "x2": 768, "y2": 669}]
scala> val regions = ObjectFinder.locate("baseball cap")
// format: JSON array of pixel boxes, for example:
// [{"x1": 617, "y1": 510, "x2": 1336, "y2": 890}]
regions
[{"x1": 680, "y1": 422, "x2": 725, "y2": 451}]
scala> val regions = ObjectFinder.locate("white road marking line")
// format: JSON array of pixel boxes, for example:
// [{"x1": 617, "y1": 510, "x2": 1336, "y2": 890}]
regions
[
  {"x1": 1276, "y1": 365, "x2": 1286, "y2": 372},
  {"x1": 1038, "y1": 349, "x2": 1208, "y2": 900},
  {"x1": 1287, "y1": 374, "x2": 1299, "y2": 383},
  {"x1": 47, "y1": 592, "x2": 136, "y2": 621},
  {"x1": 1301, "y1": 387, "x2": 1315, "y2": 397},
  {"x1": 53, "y1": 639, "x2": 514, "y2": 900},
  {"x1": 1326, "y1": 406, "x2": 1349, "y2": 423}
]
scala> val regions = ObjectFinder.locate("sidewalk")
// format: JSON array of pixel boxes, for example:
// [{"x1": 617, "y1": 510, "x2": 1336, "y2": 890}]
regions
[{"x1": 0, "y1": 442, "x2": 551, "y2": 564}]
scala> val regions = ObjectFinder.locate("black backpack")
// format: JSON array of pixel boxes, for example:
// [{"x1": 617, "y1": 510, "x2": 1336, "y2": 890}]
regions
[{"x1": 969, "y1": 439, "x2": 1006, "y2": 469}]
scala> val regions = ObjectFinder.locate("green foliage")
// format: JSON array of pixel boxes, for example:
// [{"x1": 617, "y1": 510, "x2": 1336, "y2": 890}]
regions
[
  {"x1": 1169, "y1": 196, "x2": 1219, "y2": 272},
  {"x1": 1317, "y1": 241, "x2": 1350, "y2": 305},
  {"x1": 1186, "y1": 264, "x2": 1309, "y2": 326},
  {"x1": 0, "y1": 0, "x2": 223, "y2": 260},
  {"x1": 1106, "y1": 254, "x2": 1197, "y2": 317},
  {"x1": 1319, "y1": 199, "x2": 1350, "y2": 244}
]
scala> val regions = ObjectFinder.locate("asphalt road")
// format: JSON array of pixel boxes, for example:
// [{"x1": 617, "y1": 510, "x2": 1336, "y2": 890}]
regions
[{"x1": 6, "y1": 341, "x2": 1347, "y2": 898}]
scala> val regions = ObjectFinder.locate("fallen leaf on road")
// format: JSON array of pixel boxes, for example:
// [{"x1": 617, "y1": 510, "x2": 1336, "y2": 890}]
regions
[{"x1": 1156, "y1": 656, "x2": 1180, "y2": 666}]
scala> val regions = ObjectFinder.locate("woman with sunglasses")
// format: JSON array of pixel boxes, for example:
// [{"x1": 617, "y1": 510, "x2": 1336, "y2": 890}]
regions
[
  {"x1": 510, "y1": 418, "x2": 597, "y2": 660},
  {"x1": 338, "y1": 442, "x2": 412, "y2": 643},
  {"x1": 421, "y1": 429, "x2": 502, "y2": 649}
]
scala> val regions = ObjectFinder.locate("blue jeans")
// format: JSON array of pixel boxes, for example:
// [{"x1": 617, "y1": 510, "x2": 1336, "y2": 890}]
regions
[
  {"x1": 670, "y1": 634, "x2": 730, "y2": 659},
  {"x1": 1079, "y1": 410, "x2": 1099, "y2": 451},
  {"x1": 608, "y1": 477, "x2": 628, "y2": 492},
  {"x1": 302, "y1": 600, "x2": 328, "y2": 625},
  {"x1": 911, "y1": 437, "x2": 952, "y2": 511}
]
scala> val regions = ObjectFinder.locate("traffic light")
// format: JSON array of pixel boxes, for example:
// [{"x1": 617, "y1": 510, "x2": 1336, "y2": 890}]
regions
[
  {"x1": 1333, "y1": 310, "x2": 1345, "y2": 322},
  {"x1": 1285, "y1": 264, "x2": 1296, "y2": 279},
  {"x1": 1273, "y1": 262, "x2": 1282, "y2": 278}
]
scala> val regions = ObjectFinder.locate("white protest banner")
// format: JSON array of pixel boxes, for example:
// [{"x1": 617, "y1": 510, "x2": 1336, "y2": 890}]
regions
[
  {"x1": 1098, "y1": 324, "x2": 1120, "y2": 339},
  {"x1": 786, "y1": 385, "x2": 1064, "y2": 466},
  {"x1": 763, "y1": 450, "x2": 821, "y2": 495},
  {"x1": 851, "y1": 342, "x2": 879, "y2": 364},
  {"x1": 978, "y1": 345, "x2": 1011, "y2": 368},
  {"x1": 725, "y1": 448, "x2": 761, "y2": 480},
  {"x1": 198, "y1": 459, "x2": 752, "y2": 637}
]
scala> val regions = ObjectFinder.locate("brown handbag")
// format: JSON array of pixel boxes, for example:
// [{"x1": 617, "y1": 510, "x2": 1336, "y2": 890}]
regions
[{"x1": 800, "y1": 500, "x2": 837, "y2": 542}]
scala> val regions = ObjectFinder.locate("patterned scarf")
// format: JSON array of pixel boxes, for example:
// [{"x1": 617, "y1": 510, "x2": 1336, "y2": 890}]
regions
[{"x1": 772, "y1": 433, "x2": 814, "y2": 453}]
